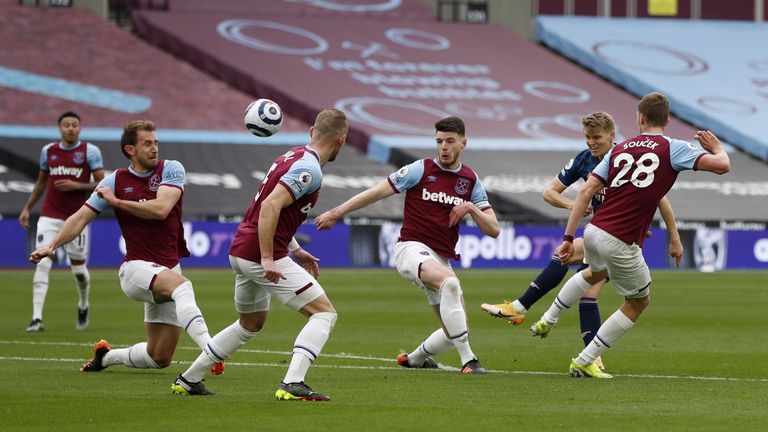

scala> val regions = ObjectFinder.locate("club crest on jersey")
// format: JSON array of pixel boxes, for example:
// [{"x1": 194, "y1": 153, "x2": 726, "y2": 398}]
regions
[
  {"x1": 72, "y1": 152, "x2": 85, "y2": 165},
  {"x1": 455, "y1": 177, "x2": 470, "y2": 195},
  {"x1": 299, "y1": 172, "x2": 312, "y2": 186},
  {"x1": 148, "y1": 174, "x2": 161, "y2": 192}
]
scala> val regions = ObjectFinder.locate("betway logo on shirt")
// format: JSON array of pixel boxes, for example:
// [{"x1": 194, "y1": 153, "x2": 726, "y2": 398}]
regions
[
  {"x1": 422, "y1": 188, "x2": 464, "y2": 205},
  {"x1": 49, "y1": 166, "x2": 84, "y2": 177}
]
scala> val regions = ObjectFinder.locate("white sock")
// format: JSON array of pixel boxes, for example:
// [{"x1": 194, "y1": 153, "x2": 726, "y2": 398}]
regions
[
  {"x1": 542, "y1": 272, "x2": 591, "y2": 324},
  {"x1": 171, "y1": 281, "x2": 211, "y2": 350},
  {"x1": 32, "y1": 258, "x2": 52, "y2": 320},
  {"x1": 407, "y1": 328, "x2": 453, "y2": 366},
  {"x1": 71, "y1": 264, "x2": 90, "y2": 310},
  {"x1": 512, "y1": 299, "x2": 528, "y2": 313},
  {"x1": 283, "y1": 311, "x2": 337, "y2": 384},
  {"x1": 182, "y1": 321, "x2": 256, "y2": 383},
  {"x1": 103, "y1": 342, "x2": 160, "y2": 369},
  {"x1": 577, "y1": 310, "x2": 635, "y2": 365},
  {"x1": 439, "y1": 277, "x2": 475, "y2": 365}
]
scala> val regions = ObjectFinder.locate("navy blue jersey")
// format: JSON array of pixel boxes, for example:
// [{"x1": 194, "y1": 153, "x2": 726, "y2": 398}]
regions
[{"x1": 556, "y1": 148, "x2": 607, "y2": 213}]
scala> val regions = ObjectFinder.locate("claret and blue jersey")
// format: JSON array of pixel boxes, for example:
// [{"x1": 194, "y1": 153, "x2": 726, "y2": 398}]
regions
[
  {"x1": 387, "y1": 158, "x2": 491, "y2": 259},
  {"x1": 39, "y1": 141, "x2": 103, "y2": 220},
  {"x1": 229, "y1": 145, "x2": 323, "y2": 262},
  {"x1": 590, "y1": 133, "x2": 705, "y2": 246},
  {"x1": 85, "y1": 159, "x2": 188, "y2": 267}
]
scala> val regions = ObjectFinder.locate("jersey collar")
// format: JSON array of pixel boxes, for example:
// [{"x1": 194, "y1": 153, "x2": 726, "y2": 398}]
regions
[{"x1": 433, "y1": 158, "x2": 462, "y2": 173}]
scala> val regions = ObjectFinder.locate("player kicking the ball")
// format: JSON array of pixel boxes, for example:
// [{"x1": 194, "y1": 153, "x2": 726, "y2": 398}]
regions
[
  {"x1": 534, "y1": 93, "x2": 729, "y2": 378},
  {"x1": 316, "y1": 116, "x2": 499, "y2": 375}
]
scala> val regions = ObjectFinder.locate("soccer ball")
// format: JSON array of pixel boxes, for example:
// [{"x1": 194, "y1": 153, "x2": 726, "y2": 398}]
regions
[{"x1": 244, "y1": 99, "x2": 283, "y2": 137}]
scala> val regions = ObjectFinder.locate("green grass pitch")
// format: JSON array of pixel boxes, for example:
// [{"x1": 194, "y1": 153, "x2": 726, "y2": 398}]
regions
[{"x1": 1, "y1": 268, "x2": 766, "y2": 431}]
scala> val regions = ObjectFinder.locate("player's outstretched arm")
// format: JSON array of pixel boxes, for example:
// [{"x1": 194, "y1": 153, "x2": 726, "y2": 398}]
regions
[
  {"x1": 559, "y1": 175, "x2": 602, "y2": 262},
  {"x1": 97, "y1": 184, "x2": 181, "y2": 220},
  {"x1": 29, "y1": 205, "x2": 97, "y2": 263},
  {"x1": 543, "y1": 177, "x2": 593, "y2": 216},
  {"x1": 315, "y1": 180, "x2": 395, "y2": 230},
  {"x1": 694, "y1": 131, "x2": 730, "y2": 174}
]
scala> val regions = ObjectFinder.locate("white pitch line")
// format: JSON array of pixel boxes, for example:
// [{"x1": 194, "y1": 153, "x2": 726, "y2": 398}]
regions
[{"x1": 1, "y1": 340, "x2": 766, "y2": 383}]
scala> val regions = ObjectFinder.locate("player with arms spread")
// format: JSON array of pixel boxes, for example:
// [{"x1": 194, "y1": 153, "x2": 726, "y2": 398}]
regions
[
  {"x1": 30, "y1": 120, "x2": 221, "y2": 378},
  {"x1": 316, "y1": 116, "x2": 500, "y2": 374},
  {"x1": 171, "y1": 109, "x2": 348, "y2": 400},
  {"x1": 532, "y1": 92, "x2": 730, "y2": 378},
  {"x1": 20, "y1": 112, "x2": 105, "y2": 332}
]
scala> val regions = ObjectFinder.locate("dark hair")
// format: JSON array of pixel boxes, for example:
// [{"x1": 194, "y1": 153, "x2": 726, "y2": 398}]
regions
[
  {"x1": 435, "y1": 116, "x2": 465, "y2": 136},
  {"x1": 638, "y1": 92, "x2": 669, "y2": 127},
  {"x1": 120, "y1": 119, "x2": 156, "y2": 159},
  {"x1": 58, "y1": 111, "x2": 80, "y2": 124}
]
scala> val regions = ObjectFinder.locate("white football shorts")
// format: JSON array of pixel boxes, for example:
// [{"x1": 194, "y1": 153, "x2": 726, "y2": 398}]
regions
[
  {"x1": 229, "y1": 255, "x2": 325, "y2": 313},
  {"x1": 118, "y1": 260, "x2": 182, "y2": 326},
  {"x1": 583, "y1": 224, "x2": 651, "y2": 299},
  {"x1": 394, "y1": 240, "x2": 453, "y2": 305},
  {"x1": 36, "y1": 216, "x2": 89, "y2": 261}
]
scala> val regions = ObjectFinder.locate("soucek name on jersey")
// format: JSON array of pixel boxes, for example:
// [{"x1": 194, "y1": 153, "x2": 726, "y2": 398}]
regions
[{"x1": 589, "y1": 134, "x2": 705, "y2": 246}]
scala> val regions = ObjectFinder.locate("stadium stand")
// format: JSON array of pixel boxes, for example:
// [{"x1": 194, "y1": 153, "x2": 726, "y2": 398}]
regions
[
  {"x1": 0, "y1": 136, "x2": 405, "y2": 220},
  {"x1": 0, "y1": 3, "x2": 306, "y2": 132},
  {"x1": 2, "y1": 0, "x2": 766, "y2": 225},
  {"x1": 2, "y1": 0, "x2": 766, "y2": 270},
  {"x1": 537, "y1": 16, "x2": 768, "y2": 161}
]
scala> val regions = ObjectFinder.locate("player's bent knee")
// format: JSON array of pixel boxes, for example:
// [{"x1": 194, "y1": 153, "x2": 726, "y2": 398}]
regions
[
  {"x1": 440, "y1": 276, "x2": 462, "y2": 298},
  {"x1": 239, "y1": 313, "x2": 267, "y2": 332},
  {"x1": 146, "y1": 348, "x2": 174, "y2": 368},
  {"x1": 36, "y1": 257, "x2": 53, "y2": 273},
  {"x1": 152, "y1": 355, "x2": 173, "y2": 368},
  {"x1": 312, "y1": 311, "x2": 338, "y2": 328}
]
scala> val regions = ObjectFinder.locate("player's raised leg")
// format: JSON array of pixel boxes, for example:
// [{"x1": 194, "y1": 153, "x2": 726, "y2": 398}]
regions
[{"x1": 482, "y1": 238, "x2": 590, "y2": 326}]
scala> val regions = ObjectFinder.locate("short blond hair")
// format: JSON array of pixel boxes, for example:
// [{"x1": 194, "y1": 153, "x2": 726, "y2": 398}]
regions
[
  {"x1": 312, "y1": 109, "x2": 347, "y2": 143},
  {"x1": 581, "y1": 111, "x2": 615, "y2": 132}
]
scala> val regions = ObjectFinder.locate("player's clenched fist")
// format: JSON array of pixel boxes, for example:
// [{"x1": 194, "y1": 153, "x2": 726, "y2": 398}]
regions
[{"x1": 29, "y1": 246, "x2": 55, "y2": 264}]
